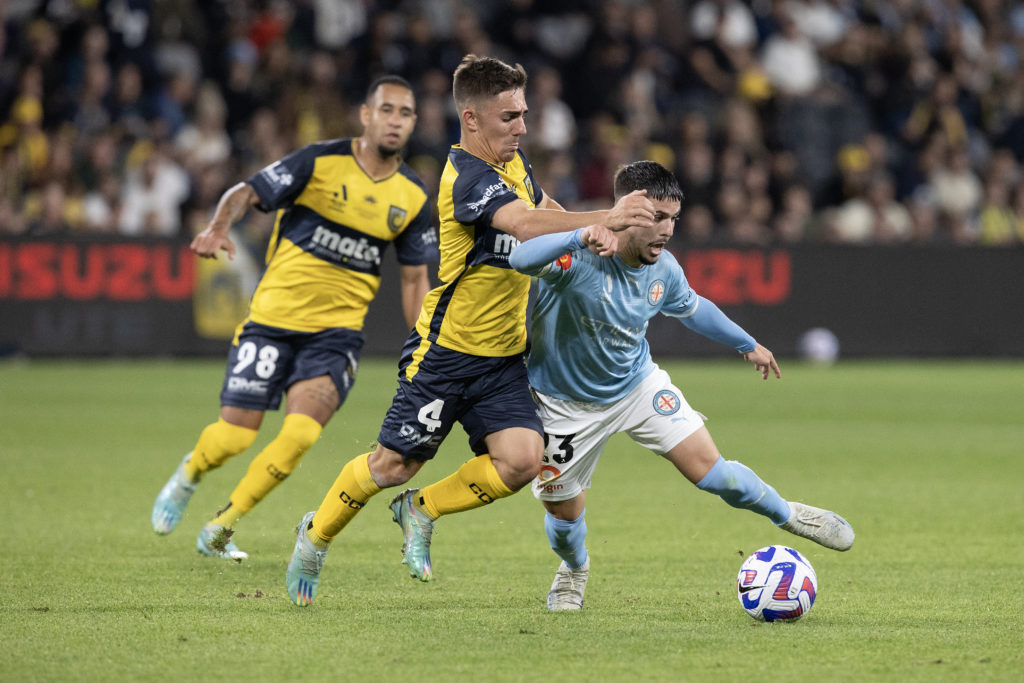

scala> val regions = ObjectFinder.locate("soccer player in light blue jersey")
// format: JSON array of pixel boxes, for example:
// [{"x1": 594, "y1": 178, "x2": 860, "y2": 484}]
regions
[{"x1": 509, "y1": 161, "x2": 854, "y2": 611}]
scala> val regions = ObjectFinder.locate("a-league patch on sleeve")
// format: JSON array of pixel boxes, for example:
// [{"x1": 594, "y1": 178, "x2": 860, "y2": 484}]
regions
[{"x1": 556, "y1": 253, "x2": 572, "y2": 270}]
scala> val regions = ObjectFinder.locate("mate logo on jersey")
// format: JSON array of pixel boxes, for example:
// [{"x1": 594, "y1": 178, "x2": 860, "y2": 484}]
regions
[
  {"x1": 648, "y1": 279, "x2": 666, "y2": 305},
  {"x1": 310, "y1": 224, "x2": 381, "y2": 268},
  {"x1": 556, "y1": 253, "x2": 572, "y2": 270},
  {"x1": 493, "y1": 232, "x2": 520, "y2": 258}
]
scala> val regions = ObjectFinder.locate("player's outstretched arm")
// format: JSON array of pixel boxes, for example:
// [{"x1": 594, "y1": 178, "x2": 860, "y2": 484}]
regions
[
  {"x1": 508, "y1": 229, "x2": 586, "y2": 275},
  {"x1": 191, "y1": 182, "x2": 260, "y2": 260},
  {"x1": 492, "y1": 190, "x2": 654, "y2": 243},
  {"x1": 674, "y1": 296, "x2": 778, "y2": 379},
  {"x1": 743, "y1": 343, "x2": 782, "y2": 380}
]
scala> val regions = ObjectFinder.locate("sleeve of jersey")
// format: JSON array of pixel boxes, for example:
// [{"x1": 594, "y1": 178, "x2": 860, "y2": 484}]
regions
[
  {"x1": 508, "y1": 229, "x2": 585, "y2": 276},
  {"x1": 451, "y1": 163, "x2": 519, "y2": 226},
  {"x1": 245, "y1": 144, "x2": 318, "y2": 211},
  {"x1": 394, "y1": 202, "x2": 439, "y2": 265},
  {"x1": 672, "y1": 295, "x2": 757, "y2": 353}
]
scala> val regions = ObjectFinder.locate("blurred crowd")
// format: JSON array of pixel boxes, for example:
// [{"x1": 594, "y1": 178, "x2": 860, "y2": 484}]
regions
[{"x1": 3, "y1": 0, "x2": 1024, "y2": 247}]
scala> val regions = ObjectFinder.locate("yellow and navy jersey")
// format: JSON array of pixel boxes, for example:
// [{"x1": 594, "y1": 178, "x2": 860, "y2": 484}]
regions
[
  {"x1": 414, "y1": 145, "x2": 543, "y2": 356},
  {"x1": 245, "y1": 138, "x2": 437, "y2": 332}
]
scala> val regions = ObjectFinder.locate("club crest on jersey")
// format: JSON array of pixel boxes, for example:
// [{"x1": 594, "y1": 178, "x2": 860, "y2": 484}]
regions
[
  {"x1": 556, "y1": 253, "x2": 572, "y2": 270},
  {"x1": 387, "y1": 205, "x2": 407, "y2": 233},
  {"x1": 524, "y1": 174, "x2": 536, "y2": 204},
  {"x1": 648, "y1": 279, "x2": 666, "y2": 305},
  {"x1": 653, "y1": 389, "x2": 680, "y2": 415}
]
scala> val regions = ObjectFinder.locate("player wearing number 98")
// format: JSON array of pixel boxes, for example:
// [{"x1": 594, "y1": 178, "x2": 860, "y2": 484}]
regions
[
  {"x1": 509, "y1": 161, "x2": 855, "y2": 610},
  {"x1": 150, "y1": 76, "x2": 438, "y2": 560}
]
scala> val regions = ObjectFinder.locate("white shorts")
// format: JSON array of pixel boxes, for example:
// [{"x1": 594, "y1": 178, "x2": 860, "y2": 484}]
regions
[{"x1": 531, "y1": 367, "x2": 705, "y2": 502}]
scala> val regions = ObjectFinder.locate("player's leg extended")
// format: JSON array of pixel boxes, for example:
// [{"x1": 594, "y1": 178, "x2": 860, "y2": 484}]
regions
[
  {"x1": 544, "y1": 495, "x2": 591, "y2": 611},
  {"x1": 185, "y1": 408, "x2": 263, "y2": 479},
  {"x1": 391, "y1": 428, "x2": 540, "y2": 582},
  {"x1": 151, "y1": 408, "x2": 260, "y2": 535},
  {"x1": 666, "y1": 426, "x2": 791, "y2": 522},
  {"x1": 200, "y1": 376, "x2": 336, "y2": 560},
  {"x1": 209, "y1": 376, "x2": 337, "y2": 531},
  {"x1": 417, "y1": 351, "x2": 544, "y2": 518},
  {"x1": 419, "y1": 428, "x2": 542, "y2": 516},
  {"x1": 287, "y1": 445, "x2": 423, "y2": 605},
  {"x1": 667, "y1": 427, "x2": 853, "y2": 550}
]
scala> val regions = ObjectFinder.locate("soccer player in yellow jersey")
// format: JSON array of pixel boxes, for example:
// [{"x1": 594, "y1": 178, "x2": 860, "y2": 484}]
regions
[
  {"x1": 151, "y1": 76, "x2": 438, "y2": 560},
  {"x1": 286, "y1": 55, "x2": 657, "y2": 605}
]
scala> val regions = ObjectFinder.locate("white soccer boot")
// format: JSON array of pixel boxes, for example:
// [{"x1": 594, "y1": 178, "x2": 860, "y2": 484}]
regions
[
  {"x1": 780, "y1": 501, "x2": 855, "y2": 551},
  {"x1": 547, "y1": 557, "x2": 590, "y2": 611}
]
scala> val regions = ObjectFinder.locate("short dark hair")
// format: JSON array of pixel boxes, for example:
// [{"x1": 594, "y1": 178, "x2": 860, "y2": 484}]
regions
[
  {"x1": 613, "y1": 161, "x2": 685, "y2": 204},
  {"x1": 366, "y1": 75, "x2": 414, "y2": 103},
  {"x1": 452, "y1": 54, "x2": 527, "y2": 110}
]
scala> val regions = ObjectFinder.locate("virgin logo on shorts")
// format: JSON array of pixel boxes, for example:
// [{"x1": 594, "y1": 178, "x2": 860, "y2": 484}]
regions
[
  {"x1": 648, "y1": 279, "x2": 666, "y2": 305},
  {"x1": 653, "y1": 389, "x2": 680, "y2": 415}
]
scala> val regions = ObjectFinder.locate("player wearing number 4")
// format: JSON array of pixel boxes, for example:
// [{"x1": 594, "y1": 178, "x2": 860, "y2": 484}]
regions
[
  {"x1": 508, "y1": 161, "x2": 855, "y2": 611},
  {"x1": 284, "y1": 55, "x2": 656, "y2": 606},
  {"x1": 150, "y1": 76, "x2": 438, "y2": 559}
]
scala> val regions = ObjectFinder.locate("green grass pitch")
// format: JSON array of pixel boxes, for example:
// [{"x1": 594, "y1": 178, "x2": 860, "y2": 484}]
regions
[{"x1": 1, "y1": 358, "x2": 1022, "y2": 681}]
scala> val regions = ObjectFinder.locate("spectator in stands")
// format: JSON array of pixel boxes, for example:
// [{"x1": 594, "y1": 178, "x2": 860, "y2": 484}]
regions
[
  {"x1": 830, "y1": 172, "x2": 911, "y2": 244},
  {"x1": 0, "y1": 0, "x2": 1022, "y2": 247},
  {"x1": 929, "y1": 146, "x2": 983, "y2": 219},
  {"x1": 977, "y1": 180, "x2": 1018, "y2": 245},
  {"x1": 118, "y1": 140, "x2": 190, "y2": 237},
  {"x1": 174, "y1": 81, "x2": 232, "y2": 173},
  {"x1": 82, "y1": 172, "x2": 123, "y2": 233},
  {"x1": 773, "y1": 183, "x2": 814, "y2": 244}
]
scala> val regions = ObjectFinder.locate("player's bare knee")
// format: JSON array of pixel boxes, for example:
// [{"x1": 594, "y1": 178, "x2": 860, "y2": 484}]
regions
[
  {"x1": 495, "y1": 451, "x2": 542, "y2": 490},
  {"x1": 368, "y1": 445, "x2": 422, "y2": 488}
]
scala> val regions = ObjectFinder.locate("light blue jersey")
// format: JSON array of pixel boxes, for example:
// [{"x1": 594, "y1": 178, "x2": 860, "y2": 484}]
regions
[{"x1": 510, "y1": 229, "x2": 756, "y2": 403}]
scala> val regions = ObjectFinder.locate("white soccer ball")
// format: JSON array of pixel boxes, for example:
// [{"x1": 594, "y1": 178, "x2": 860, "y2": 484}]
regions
[
  {"x1": 736, "y1": 545, "x2": 818, "y2": 622},
  {"x1": 797, "y1": 327, "x2": 840, "y2": 364}
]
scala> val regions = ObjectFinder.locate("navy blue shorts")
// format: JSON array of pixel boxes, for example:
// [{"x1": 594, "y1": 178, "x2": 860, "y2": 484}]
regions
[
  {"x1": 377, "y1": 333, "x2": 544, "y2": 461},
  {"x1": 219, "y1": 321, "x2": 364, "y2": 411}
]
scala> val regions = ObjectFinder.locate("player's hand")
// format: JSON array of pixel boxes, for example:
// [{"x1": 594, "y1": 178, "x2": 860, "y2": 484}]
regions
[
  {"x1": 581, "y1": 224, "x2": 618, "y2": 257},
  {"x1": 604, "y1": 189, "x2": 655, "y2": 232},
  {"x1": 190, "y1": 225, "x2": 236, "y2": 260},
  {"x1": 743, "y1": 343, "x2": 781, "y2": 380}
]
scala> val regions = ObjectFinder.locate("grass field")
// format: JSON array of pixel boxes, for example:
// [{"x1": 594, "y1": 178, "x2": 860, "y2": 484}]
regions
[{"x1": 1, "y1": 358, "x2": 1022, "y2": 682}]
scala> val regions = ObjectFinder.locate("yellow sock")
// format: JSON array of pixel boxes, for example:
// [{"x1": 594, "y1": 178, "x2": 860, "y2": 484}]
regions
[
  {"x1": 184, "y1": 418, "x2": 259, "y2": 480},
  {"x1": 210, "y1": 414, "x2": 322, "y2": 528},
  {"x1": 309, "y1": 452, "x2": 381, "y2": 546},
  {"x1": 419, "y1": 454, "x2": 514, "y2": 518}
]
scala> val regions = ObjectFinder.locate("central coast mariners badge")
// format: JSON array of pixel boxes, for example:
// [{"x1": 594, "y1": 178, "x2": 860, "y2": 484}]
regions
[
  {"x1": 653, "y1": 389, "x2": 680, "y2": 415},
  {"x1": 387, "y1": 205, "x2": 407, "y2": 233},
  {"x1": 523, "y1": 174, "x2": 536, "y2": 204}
]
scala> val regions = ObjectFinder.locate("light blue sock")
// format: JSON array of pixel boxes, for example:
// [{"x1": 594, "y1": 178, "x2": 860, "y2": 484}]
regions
[
  {"x1": 695, "y1": 456, "x2": 791, "y2": 525},
  {"x1": 544, "y1": 510, "x2": 588, "y2": 570}
]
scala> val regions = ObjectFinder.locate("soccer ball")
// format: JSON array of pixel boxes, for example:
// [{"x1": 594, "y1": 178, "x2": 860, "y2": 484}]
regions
[
  {"x1": 736, "y1": 545, "x2": 818, "y2": 622},
  {"x1": 797, "y1": 327, "x2": 840, "y2": 364}
]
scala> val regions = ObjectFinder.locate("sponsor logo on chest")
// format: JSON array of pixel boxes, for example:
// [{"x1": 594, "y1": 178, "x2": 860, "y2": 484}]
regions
[{"x1": 310, "y1": 225, "x2": 381, "y2": 266}]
